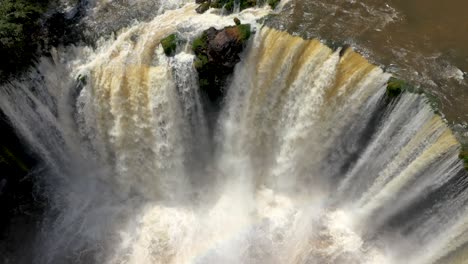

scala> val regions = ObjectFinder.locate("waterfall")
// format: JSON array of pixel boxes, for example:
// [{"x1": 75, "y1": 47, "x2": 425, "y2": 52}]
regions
[{"x1": 0, "y1": 2, "x2": 467, "y2": 264}]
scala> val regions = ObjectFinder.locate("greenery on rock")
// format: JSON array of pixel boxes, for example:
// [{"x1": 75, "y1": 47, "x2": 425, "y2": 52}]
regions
[
  {"x1": 386, "y1": 76, "x2": 441, "y2": 114},
  {"x1": 191, "y1": 23, "x2": 252, "y2": 102},
  {"x1": 160, "y1": 34, "x2": 178, "y2": 57},
  {"x1": 210, "y1": 0, "x2": 257, "y2": 13},
  {"x1": 192, "y1": 33, "x2": 208, "y2": 53},
  {"x1": 192, "y1": 32, "x2": 209, "y2": 69},
  {"x1": 460, "y1": 147, "x2": 468, "y2": 171},
  {"x1": 237, "y1": 24, "x2": 251, "y2": 41},
  {"x1": 268, "y1": 0, "x2": 280, "y2": 9},
  {"x1": 386, "y1": 77, "x2": 407, "y2": 97},
  {"x1": 196, "y1": 2, "x2": 211, "y2": 14}
]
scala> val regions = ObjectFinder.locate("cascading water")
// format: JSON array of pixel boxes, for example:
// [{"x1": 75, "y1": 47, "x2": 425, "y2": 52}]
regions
[{"x1": 1, "y1": 1, "x2": 468, "y2": 264}]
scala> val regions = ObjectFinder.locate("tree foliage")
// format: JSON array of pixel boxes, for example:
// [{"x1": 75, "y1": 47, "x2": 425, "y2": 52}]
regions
[{"x1": 0, "y1": 0, "x2": 49, "y2": 77}]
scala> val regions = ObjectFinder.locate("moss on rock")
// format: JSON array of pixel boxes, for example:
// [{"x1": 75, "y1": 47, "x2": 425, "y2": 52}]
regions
[
  {"x1": 192, "y1": 32, "x2": 208, "y2": 53},
  {"x1": 160, "y1": 33, "x2": 178, "y2": 57},
  {"x1": 237, "y1": 24, "x2": 251, "y2": 41},
  {"x1": 386, "y1": 77, "x2": 407, "y2": 97},
  {"x1": 210, "y1": 0, "x2": 257, "y2": 13},
  {"x1": 459, "y1": 147, "x2": 468, "y2": 171},
  {"x1": 194, "y1": 54, "x2": 209, "y2": 70},
  {"x1": 191, "y1": 23, "x2": 252, "y2": 102},
  {"x1": 268, "y1": 0, "x2": 281, "y2": 9},
  {"x1": 196, "y1": 2, "x2": 211, "y2": 14}
]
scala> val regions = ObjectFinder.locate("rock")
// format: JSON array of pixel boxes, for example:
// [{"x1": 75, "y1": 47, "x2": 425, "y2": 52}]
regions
[
  {"x1": 0, "y1": 111, "x2": 41, "y2": 244},
  {"x1": 386, "y1": 77, "x2": 407, "y2": 97},
  {"x1": 210, "y1": 0, "x2": 256, "y2": 13},
  {"x1": 196, "y1": 2, "x2": 211, "y2": 14},
  {"x1": 192, "y1": 24, "x2": 252, "y2": 102},
  {"x1": 460, "y1": 148, "x2": 468, "y2": 171},
  {"x1": 234, "y1": 17, "x2": 241, "y2": 25},
  {"x1": 160, "y1": 34, "x2": 178, "y2": 57},
  {"x1": 268, "y1": 0, "x2": 281, "y2": 9},
  {"x1": 196, "y1": 0, "x2": 209, "y2": 3}
]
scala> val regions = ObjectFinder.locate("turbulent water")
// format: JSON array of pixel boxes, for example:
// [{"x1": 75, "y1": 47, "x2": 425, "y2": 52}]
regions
[
  {"x1": 268, "y1": 0, "x2": 468, "y2": 126},
  {"x1": 1, "y1": 1, "x2": 468, "y2": 263}
]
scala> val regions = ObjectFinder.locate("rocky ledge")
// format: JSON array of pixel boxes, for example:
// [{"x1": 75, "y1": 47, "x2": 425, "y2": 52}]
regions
[
  {"x1": 192, "y1": 21, "x2": 252, "y2": 102},
  {"x1": 195, "y1": 0, "x2": 281, "y2": 14}
]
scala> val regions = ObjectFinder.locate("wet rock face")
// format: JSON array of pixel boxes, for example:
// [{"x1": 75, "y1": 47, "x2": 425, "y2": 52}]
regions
[
  {"x1": 0, "y1": 112, "x2": 42, "y2": 254},
  {"x1": 195, "y1": 0, "x2": 257, "y2": 14},
  {"x1": 160, "y1": 34, "x2": 178, "y2": 57},
  {"x1": 196, "y1": 1, "x2": 211, "y2": 13},
  {"x1": 192, "y1": 23, "x2": 251, "y2": 103}
]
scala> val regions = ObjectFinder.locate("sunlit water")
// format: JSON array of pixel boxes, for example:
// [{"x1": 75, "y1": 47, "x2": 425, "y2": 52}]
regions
[
  {"x1": 268, "y1": 0, "x2": 468, "y2": 127},
  {"x1": 1, "y1": 1, "x2": 468, "y2": 263}
]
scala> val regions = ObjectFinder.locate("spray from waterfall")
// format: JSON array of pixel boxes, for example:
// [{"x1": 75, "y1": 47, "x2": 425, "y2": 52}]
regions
[{"x1": 0, "y1": 2, "x2": 467, "y2": 264}]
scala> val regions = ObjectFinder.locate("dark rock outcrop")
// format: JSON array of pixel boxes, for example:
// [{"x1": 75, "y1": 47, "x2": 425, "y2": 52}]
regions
[
  {"x1": 192, "y1": 22, "x2": 252, "y2": 102},
  {"x1": 386, "y1": 77, "x2": 406, "y2": 97},
  {"x1": 194, "y1": 0, "x2": 281, "y2": 15},
  {"x1": 160, "y1": 34, "x2": 178, "y2": 57},
  {"x1": 386, "y1": 77, "x2": 422, "y2": 98},
  {"x1": 196, "y1": 1, "x2": 211, "y2": 14},
  {"x1": 267, "y1": 0, "x2": 281, "y2": 9},
  {"x1": 209, "y1": 0, "x2": 256, "y2": 13},
  {"x1": 460, "y1": 147, "x2": 468, "y2": 171},
  {"x1": 0, "y1": 111, "x2": 42, "y2": 258}
]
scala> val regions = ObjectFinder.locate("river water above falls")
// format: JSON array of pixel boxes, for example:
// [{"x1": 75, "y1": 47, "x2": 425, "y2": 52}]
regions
[
  {"x1": 269, "y1": 0, "x2": 468, "y2": 127},
  {"x1": 1, "y1": 1, "x2": 468, "y2": 263}
]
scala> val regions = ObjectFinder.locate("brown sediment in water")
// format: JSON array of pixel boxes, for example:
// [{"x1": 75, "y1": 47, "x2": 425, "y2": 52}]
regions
[{"x1": 269, "y1": 0, "x2": 468, "y2": 124}]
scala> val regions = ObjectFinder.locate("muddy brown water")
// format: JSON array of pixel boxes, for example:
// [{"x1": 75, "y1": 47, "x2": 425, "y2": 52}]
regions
[{"x1": 269, "y1": 0, "x2": 468, "y2": 137}]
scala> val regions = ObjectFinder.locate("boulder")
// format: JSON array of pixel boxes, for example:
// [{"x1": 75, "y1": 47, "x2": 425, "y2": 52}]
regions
[
  {"x1": 209, "y1": 0, "x2": 256, "y2": 13},
  {"x1": 386, "y1": 77, "x2": 407, "y2": 97},
  {"x1": 192, "y1": 24, "x2": 252, "y2": 102},
  {"x1": 268, "y1": 0, "x2": 281, "y2": 9},
  {"x1": 196, "y1": 2, "x2": 211, "y2": 14},
  {"x1": 160, "y1": 34, "x2": 178, "y2": 57},
  {"x1": 0, "y1": 111, "x2": 41, "y2": 244}
]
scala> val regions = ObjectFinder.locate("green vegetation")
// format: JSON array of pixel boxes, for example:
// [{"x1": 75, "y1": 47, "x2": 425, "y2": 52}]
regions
[
  {"x1": 268, "y1": 0, "x2": 281, "y2": 9},
  {"x1": 423, "y1": 91, "x2": 442, "y2": 115},
  {"x1": 386, "y1": 77, "x2": 407, "y2": 97},
  {"x1": 0, "y1": 0, "x2": 49, "y2": 78},
  {"x1": 191, "y1": 23, "x2": 252, "y2": 102},
  {"x1": 386, "y1": 77, "x2": 421, "y2": 96},
  {"x1": 192, "y1": 32, "x2": 208, "y2": 52},
  {"x1": 194, "y1": 54, "x2": 209, "y2": 70},
  {"x1": 160, "y1": 34, "x2": 178, "y2": 57},
  {"x1": 77, "y1": 74, "x2": 87, "y2": 85},
  {"x1": 209, "y1": 0, "x2": 257, "y2": 13},
  {"x1": 196, "y1": 2, "x2": 211, "y2": 14},
  {"x1": 460, "y1": 147, "x2": 468, "y2": 171},
  {"x1": 237, "y1": 24, "x2": 251, "y2": 41},
  {"x1": 386, "y1": 77, "x2": 424, "y2": 97},
  {"x1": 192, "y1": 32, "x2": 209, "y2": 69},
  {"x1": 201, "y1": 0, "x2": 280, "y2": 14}
]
